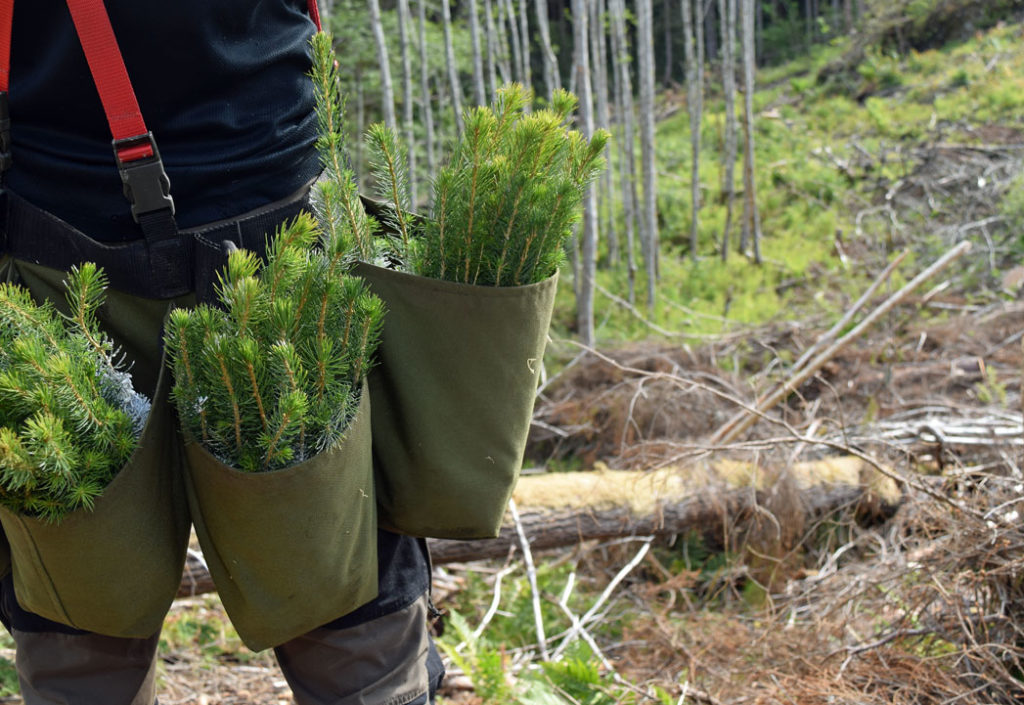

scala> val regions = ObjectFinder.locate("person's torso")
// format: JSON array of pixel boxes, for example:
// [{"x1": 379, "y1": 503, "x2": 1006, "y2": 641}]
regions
[{"x1": 7, "y1": 0, "x2": 322, "y2": 241}]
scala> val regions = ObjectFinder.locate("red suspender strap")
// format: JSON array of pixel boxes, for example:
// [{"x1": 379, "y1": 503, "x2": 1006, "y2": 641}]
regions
[
  {"x1": 64, "y1": 0, "x2": 153, "y2": 162},
  {"x1": 0, "y1": 0, "x2": 12, "y2": 93},
  {"x1": 0, "y1": 0, "x2": 13, "y2": 177},
  {"x1": 308, "y1": 0, "x2": 323, "y2": 31}
]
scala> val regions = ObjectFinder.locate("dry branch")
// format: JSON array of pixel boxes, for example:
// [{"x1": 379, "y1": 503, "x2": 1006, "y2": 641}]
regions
[
  {"x1": 177, "y1": 456, "x2": 901, "y2": 597},
  {"x1": 710, "y1": 241, "x2": 972, "y2": 445}
]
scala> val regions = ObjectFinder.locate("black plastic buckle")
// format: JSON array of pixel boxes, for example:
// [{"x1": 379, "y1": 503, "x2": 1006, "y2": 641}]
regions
[
  {"x1": 113, "y1": 132, "x2": 175, "y2": 223},
  {"x1": 0, "y1": 92, "x2": 11, "y2": 176}
]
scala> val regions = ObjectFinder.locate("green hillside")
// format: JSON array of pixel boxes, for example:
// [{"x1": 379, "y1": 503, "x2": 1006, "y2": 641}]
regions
[{"x1": 563, "y1": 9, "x2": 1024, "y2": 348}]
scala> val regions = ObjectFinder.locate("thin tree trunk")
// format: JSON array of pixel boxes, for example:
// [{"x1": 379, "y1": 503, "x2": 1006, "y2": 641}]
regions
[
  {"x1": 518, "y1": 0, "x2": 532, "y2": 95},
  {"x1": 483, "y1": 0, "x2": 504, "y2": 95},
  {"x1": 610, "y1": 0, "x2": 638, "y2": 303},
  {"x1": 416, "y1": 0, "x2": 437, "y2": 185},
  {"x1": 468, "y1": 0, "x2": 487, "y2": 107},
  {"x1": 441, "y1": 0, "x2": 465, "y2": 133},
  {"x1": 493, "y1": 0, "x2": 513, "y2": 85},
  {"x1": 535, "y1": 0, "x2": 561, "y2": 102},
  {"x1": 503, "y1": 0, "x2": 524, "y2": 85},
  {"x1": 740, "y1": 0, "x2": 762, "y2": 263},
  {"x1": 317, "y1": 0, "x2": 334, "y2": 22},
  {"x1": 637, "y1": 0, "x2": 660, "y2": 308},
  {"x1": 682, "y1": 0, "x2": 702, "y2": 261},
  {"x1": 367, "y1": 0, "x2": 396, "y2": 129},
  {"x1": 704, "y1": 0, "x2": 718, "y2": 63},
  {"x1": 397, "y1": 0, "x2": 417, "y2": 206},
  {"x1": 591, "y1": 0, "x2": 616, "y2": 266},
  {"x1": 719, "y1": 0, "x2": 738, "y2": 261},
  {"x1": 572, "y1": 0, "x2": 597, "y2": 347},
  {"x1": 663, "y1": 0, "x2": 674, "y2": 87}
]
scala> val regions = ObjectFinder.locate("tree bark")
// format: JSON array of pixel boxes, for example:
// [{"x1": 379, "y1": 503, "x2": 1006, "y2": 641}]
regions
[
  {"x1": 397, "y1": 0, "x2": 417, "y2": 206},
  {"x1": 682, "y1": 0, "x2": 703, "y2": 261},
  {"x1": 468, "y1": 0, "x2": 487, "y2": 107},
  {"x1": 572, "y1": 0, "x2": 597, "y2": 347},
  {"x1": 740, "y1": 0, "x2": 762, "y2": 263},
  {"x1": 518, "y1": 0, "x2": 532, "y2": 96},
  {"x1": 441, "y1": 0, "x2": 465, "y2": 134},
  {"x1": 178, "y1": 457, "x2": 902, "y2": 594},
  {"x1": 719, "y1": 0, "x2": 738, "y2": 261},
  {"x1": 367, "y1": 0, "x2": 396, "y2": 129},
  {"x1": 416, "y1": 0, "x2": 437, "y2": 184},
  {"x1": 610, "y1": 0, "x2": 638, "y2": 303},
  {"x1": 483, "y1": 0, "x2": 502, "y2": 98},
  {"x1": 502, "y1": 0, "x2": 525, "y2": 86},
  {"x1": 637, "y1": 0, "x2": 660, "y2": 308},
  {"x1": 591, "y1": 0, "x2": 616, "y2": 267},
  {"x1": 535, "y1": 0, "x2": 561, "y2": 102}
]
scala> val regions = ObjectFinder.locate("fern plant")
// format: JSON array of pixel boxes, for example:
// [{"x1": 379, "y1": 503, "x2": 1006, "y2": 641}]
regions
[
  {"x1": 0, "y1": 264, "x2": 149, "y2": 522},
  {"x1": 365, "y1": 83, "x2": 611, "y2": 287},
  {"x1": 164, "y1": 212, "x2": 385, "y2": 472}
]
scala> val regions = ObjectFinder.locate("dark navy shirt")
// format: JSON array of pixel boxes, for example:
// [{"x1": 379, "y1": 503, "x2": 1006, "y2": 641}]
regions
[{"x1": 8, "y1": 0, "x2": 323, "y2": 241}]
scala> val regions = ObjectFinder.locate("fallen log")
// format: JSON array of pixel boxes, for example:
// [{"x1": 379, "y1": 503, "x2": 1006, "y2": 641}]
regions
[{"x1": 177, "y1": 455, "x2": 901, "y2": 597}]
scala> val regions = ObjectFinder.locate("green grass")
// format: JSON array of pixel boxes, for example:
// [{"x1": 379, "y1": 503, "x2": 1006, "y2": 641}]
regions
[{"x1": 557, "y1": 18, "x2": 1024, "y2": 351}]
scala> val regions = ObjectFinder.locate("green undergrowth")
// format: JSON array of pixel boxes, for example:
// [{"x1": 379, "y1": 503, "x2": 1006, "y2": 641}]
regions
[{"x1": 554, "y1": 19, "x2": 1024, "y2": 350}]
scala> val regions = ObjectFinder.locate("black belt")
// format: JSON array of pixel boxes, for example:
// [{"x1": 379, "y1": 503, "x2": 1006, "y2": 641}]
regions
[{"x1": 0, "y1": 187, "x2": 311, "y2": 302}]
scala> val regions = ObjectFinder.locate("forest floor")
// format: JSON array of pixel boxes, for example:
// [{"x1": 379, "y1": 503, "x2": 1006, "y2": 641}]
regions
[{"x1": 125, "y1": 284, "x2": 1024, "y2": 704}]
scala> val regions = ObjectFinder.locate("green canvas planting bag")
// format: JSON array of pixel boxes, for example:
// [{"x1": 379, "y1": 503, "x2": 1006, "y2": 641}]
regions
[
  {"x1": 0, "y1": 364, "x2": 190, "y2": 638},
  {"x1": 355, "y1": 262, "x2": 557, "y2": 539},
  {"x1": 183, "y1": 382, "x2": 378, "y2": 652}
]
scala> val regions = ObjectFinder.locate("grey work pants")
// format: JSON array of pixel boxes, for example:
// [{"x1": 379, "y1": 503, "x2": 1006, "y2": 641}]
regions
[{"x1": 3, "y1": 580, "x2": 442, "y2": 705}]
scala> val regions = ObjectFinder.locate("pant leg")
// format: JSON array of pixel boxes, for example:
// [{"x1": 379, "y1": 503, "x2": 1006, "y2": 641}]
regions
[
  {"x1": 275, "y1": 594, "x2": 438, "y2": 705},
  {"x1": 0, "y1": 575, "x2": 159, "y2": 705},
  {"x1": 274, "y1": 531, "x2": 445, "y2": 705}
]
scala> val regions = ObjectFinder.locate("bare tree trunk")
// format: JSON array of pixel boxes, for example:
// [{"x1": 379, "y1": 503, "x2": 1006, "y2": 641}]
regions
[
  {"x1": 468, "y1": 0, "x2": 487, "y2": 107},
  {"x1": 591, "y1": 0, "x2": 616, "y2": 266},
  {"x1": 441, "y1": 0, "x2": 465, "y2": 133},
  {"x1": 740, "y1": 0, "x2": 762, "y2": 263},
  {"x1": 397, "y1": 0, "x2": 417, "y2": 206},
  {"x1": 682, "y1": 0, "x2": 704, "y2": 261},
  {"x1": 367, "y1": 0, "x2": 396, "y2": 129},
  {"x1": 489, "y1": 0, "x2": 512, "y2": 88},
  {"x1": 535, "y1": 0, "x2": 561, "y2": 102},
  {"x1": 663, "y1": 0, "x2": 674, "y2": 87},
  {"x1": 503, "y1": 0, "x2": 524, "y2": 85},
  {"x1": 719, "y1": 0, "x2": 738, "y2": 261},
  {"x1": 317, "y1": 0, "x2": 334, "y2": 23},
  {"x1": 518, "y1": 0, "x2": 532, "y2": 95},
  {"x1": 610, "y1": 0, "x2": 638, "y2": 303},
  {"x1": 637, "y1": 0, "x2": 660, "y2": 308},
  {"x1": 416, "y1": 0, "x2": 437, "y2": 183},
  {"x1": 572, "y1": 0, "x2": 597, "y2": 347},
  {"x1": 483, "y1": 0, "x2": 505, "y2": 95}
]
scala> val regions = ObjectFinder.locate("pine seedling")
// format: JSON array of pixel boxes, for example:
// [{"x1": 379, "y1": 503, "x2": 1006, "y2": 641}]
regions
[
  {"x1": 0, "y1": 266, "x2": 149, "y2": 522},
  {"x1": 365, "y1": 83, "x2": 611, "y2": 287},
  {"x1": 309, "y1": 32, "x2": 377, "y2": 262},
  {"x1": 166, "y1": 212, "x2": 384, "y2": 472}
]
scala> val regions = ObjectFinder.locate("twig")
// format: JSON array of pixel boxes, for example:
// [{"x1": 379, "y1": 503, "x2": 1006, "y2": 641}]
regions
[
  {"x1": 790, "y1": 249, "x2": 907, "y2": 373},
  {"x1": 552, "y1": 537, "x2": 653, "y2": 660},
  {"x1": 509, "y1": 498, "x2": 549, "y2": 660},
  {"x1": 472, "y1": 563, "x2": 518, "y2": 641},
  {"x1": 710, "y1": 241, "x2": 972, "y2": 445}
]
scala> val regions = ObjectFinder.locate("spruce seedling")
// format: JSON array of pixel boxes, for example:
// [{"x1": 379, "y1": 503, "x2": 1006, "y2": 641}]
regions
[
  {"x1": 0, "y1": 264, "x2": 149, "y2": 522},
  {"x1": 165, "y1": 212, "x2": 384, "y2": 472},
  {"x1": 366, "y1": 83, "x2": 611, "y2": 287}
]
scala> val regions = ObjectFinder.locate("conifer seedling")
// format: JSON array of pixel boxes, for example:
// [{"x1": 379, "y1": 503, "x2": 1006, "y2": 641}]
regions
[
  {"x1": 365, "y1": 83, "x2": 611, "y2": 287},
  {"x1": 164, "y1": 212, "x2": 385, "y2": 472},
  {"x1": 0, "y1": 264, "x2": 149, "y2": 522}
]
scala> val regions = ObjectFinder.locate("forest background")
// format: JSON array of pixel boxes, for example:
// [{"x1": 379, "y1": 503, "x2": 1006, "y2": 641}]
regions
[{"x1": 6, "y1": 0, "x2": 1024, "y2": 703}]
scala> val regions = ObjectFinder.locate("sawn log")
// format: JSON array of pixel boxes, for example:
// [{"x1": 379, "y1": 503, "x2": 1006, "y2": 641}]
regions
[{"x1": 177, "y1": 455, "x2": 901, "y2": 597}]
